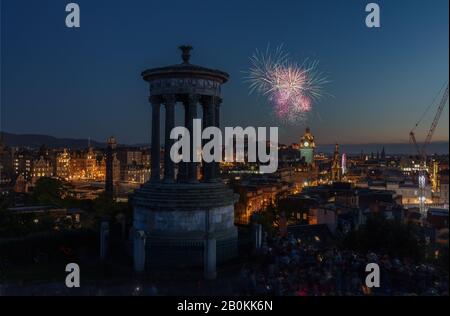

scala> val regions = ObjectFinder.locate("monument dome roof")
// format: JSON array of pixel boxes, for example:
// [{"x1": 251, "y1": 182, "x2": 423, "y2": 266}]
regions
[{"x1": 142, "y1": 45, "x2": 229, "y2": 83}]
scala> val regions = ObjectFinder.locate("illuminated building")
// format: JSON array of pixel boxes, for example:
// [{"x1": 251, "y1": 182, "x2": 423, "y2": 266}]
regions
[
  {"x1": 431, "y1": 160, "x2": 439, "y2": 192},
  {"x1": 94, "y1": 158, "x2": 106, "y2": 181},
  {"x1": 437, "y1": 169, "x2": 449, "y2": 206},
  {"x1": 31, "y1": 156, "x2": 53, "y2": 183},
  {"x1": 86, "y1": 146, "x2": 97, "y2": 180},
  {"x1": 123, "y1": 164, "x2": 150, "y2": 183},
  {"x1": 117, "y1": 148, "x2": 151, "y2": 183},
  {"x1": 117, "y1": 149, "x2": 144, "y2": 165},
  {"x1": 344, "y1": 168, "x2": 366, "y2": 184},
  {"x1": 142, "y1": 151, "x2": 150, "y2": 167},
  {"x1": 234, "y1": 181, "x2": 289, "y2": 225},
  {"x1": 400, "y1": 157, "x2": 424, "y2": 175},
  {"x1": 63, "y1": 148, "x2": 107, "y2": 181},
  {"x1": 331, "y1": 143, "x2": 342, "y2": 182},
  {"x1": 356, "y1": 180, "x2": 431, "y2": 208},
  {"x1": 13, "y1": 174, "x2": 28, "y2": 193},
  {"x1": 299, "y1": 127, "x2": 315, "y2": 166},
  {"x1": 70, "y1": 151, "x2": 88, "y2": 180},
  {"x1": 56, "y1": 149, "x2": 71, "y2": 180},
  {"x1": 13, "y1": 151, "x2": 32, "y2": 180},
  {"x1": 341, "y1": 153, "x2": 347, "y2": 175}
]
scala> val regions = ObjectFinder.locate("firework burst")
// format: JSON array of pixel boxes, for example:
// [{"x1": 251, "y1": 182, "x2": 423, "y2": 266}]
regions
[{"x1": 246, "y1": 45, "x2": 328, "y2": 124}]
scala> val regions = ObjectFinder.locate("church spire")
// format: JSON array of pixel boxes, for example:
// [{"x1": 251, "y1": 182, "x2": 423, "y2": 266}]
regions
[{"x1": 331, "y1": 143, "x2": 342, "y2": 182}]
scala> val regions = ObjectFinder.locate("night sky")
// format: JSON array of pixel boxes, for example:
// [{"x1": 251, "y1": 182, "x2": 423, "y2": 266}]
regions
[{"x1": 1, "y1": 0, "x2": 449, "y2": 146}]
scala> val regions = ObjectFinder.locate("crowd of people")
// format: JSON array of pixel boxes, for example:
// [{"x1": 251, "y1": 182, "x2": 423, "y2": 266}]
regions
[{"x1": 238, "y1": 234, "x2": 449, "y2": 296}]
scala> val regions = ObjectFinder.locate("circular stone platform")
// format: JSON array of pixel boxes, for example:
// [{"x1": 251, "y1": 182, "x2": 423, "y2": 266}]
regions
[{"x1": 131, "y1": 182, "x2": 239, "y2": 267}]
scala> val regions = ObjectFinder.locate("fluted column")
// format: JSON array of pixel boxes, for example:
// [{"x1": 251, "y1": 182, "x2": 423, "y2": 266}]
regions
[
  {"x1": 211, "y1": 98, "x2": 222, "y2": 181},
  {"x1": 150, "y1": 97, "x2": 161, "y2": 182},
  {"x1": 163, "y1": 94, "x2": 176, "y2": 182},
  {"x1": 187, "y1": 95, "x2": 199, "y2": 183},
  {"x1": 201, "y1": 96, "x2": 215, "y2": 182},
  {"x1": 177, "y1": 102, "x2": 190, "y2": 182}
]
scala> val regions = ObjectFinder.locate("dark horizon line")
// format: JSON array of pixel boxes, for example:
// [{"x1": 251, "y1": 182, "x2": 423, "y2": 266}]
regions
[{"x1": 1, "y1": 130, "x2": 449, "y2": 148}]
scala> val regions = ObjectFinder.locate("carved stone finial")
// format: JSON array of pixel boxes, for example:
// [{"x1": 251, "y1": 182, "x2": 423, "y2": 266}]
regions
[{"x1": 179, "y1": 45, "x2": 193, "y2": 64}]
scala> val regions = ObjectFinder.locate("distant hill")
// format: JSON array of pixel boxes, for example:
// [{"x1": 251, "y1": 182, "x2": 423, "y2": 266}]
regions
[
  {"x1": 317, "y1": 142, "x2": 449, "y2": 155},
  {"x1": 0, "y1": 132, "x2": 106, "y2": 149},
  {"x1": 1, "y1": 131, "x2": 448, "y2": 154}
]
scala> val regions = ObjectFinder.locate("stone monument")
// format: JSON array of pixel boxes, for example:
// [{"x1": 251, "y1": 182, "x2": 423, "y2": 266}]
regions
[{"x1": 132, "y1": 46, "x2": 238, "y2": 279}]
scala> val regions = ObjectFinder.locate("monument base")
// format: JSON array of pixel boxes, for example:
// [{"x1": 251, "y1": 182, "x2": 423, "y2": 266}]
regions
[{"x1": 131, "y1": 182, "x2": 238, "y2": 269}]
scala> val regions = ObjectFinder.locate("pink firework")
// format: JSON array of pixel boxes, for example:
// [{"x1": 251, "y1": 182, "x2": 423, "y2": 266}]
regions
[{"x1": 246, "y1": 46, "x2": 327, "y2": 123}]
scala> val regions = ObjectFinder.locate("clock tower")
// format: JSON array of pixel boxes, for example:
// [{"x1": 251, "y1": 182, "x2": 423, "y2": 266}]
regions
[{"x1": 299, "y1": 127, "x2": 315, "y2": 165}]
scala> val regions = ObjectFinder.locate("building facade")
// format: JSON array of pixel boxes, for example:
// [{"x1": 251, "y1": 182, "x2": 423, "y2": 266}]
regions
[
  {"x1": 299, "y1": 127, "x2": 315, "y2": 166},
  {"x1": 56, "y1": 149, "x2": 71, "y2": 180},
  {"x1": 31, "y1": 156, "x2": 53, "y2": 184}
]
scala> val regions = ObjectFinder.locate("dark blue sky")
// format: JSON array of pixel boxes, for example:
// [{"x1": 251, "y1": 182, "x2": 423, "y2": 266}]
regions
[{"x1": 1, "y1": 0, "x2": 448, "y2": 145}]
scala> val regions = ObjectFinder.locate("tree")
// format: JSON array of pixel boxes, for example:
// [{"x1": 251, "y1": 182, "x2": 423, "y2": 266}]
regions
[
  {"x1": 32, "y1": 178, "x2": 69, "y2": 205},
  {"x1": 436, "y1": 246, "x2": 449, "y2": 272},
  {"x1": 257, "y1": 201, "x2": 279, "y2": 235},
  {"x1": 343, "y1": 214, "x2": 425, "y2": 260},
  {"x1": 89, "y1": 192, "x2": 131, "y2": 225}
]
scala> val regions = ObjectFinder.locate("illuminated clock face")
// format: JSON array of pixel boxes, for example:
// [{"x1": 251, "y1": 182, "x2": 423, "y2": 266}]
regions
[{"x1": 304, "y1": 141, "x2": 309, "y2": 147}]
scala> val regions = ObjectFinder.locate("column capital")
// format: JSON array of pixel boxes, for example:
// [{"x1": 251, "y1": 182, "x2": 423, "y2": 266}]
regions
[
  {"x1": 149, "y1": 95, "x2": 162, "y2": 105},
  {"x1": 200, "y1": 95, "x2": 213, "y2": 105},
  {"x1": 162, "y1": 94, "x2": 177, "y2": 105},
  {"x1": 214, "y1": 97, "x2": 223, "y2": 107},
  {"x1": 200, "y1": 95, "x2": 222, "y2": 107},
  {"x1": 186, "y1": 94, "x2": 200, "y2": 105}
]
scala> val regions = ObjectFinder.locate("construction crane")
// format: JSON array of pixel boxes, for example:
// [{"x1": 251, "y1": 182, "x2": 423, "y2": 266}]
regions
[{"x1": 409, "y1": 83, "x2": 449, "y2": 213}]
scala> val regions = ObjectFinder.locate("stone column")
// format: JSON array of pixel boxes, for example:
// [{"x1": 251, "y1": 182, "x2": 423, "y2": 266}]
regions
[
  {"x1": 187, "y1": 95, "x2": 199, "y2": 183},
  {"x1": 150, "y1": 97, "x2": 161, "y2": 182},
  {"x1": 253, "y1": 223, "x2": 262, "y2": 251},
  {"x1": 204, "y1": 210, "x2": 217, "y2": 280},
  {"x1": 100, "y1": 220, "x2": 109, "y2": 260},
  {"x1": 211, "y1": 98, "x2": 222, "y2": 181},
  {"x1": 201, "y1": 96, "x2": 216, "y2": 182},
  {"x1": 116, "y1": 213, "x2": 126, "y2": 239},
  {"x1": 177, "y1": 102, "x2": 190, "y2": 182},
  {"x1": 214, "y1": 98, "x2": 221, "y2": 128},
  {"x1": 163, "y1": 95, "x2": 176, "y2": 182},
  {"x1": 133, "y1": 230, "x2": 147, "y2": 273}
]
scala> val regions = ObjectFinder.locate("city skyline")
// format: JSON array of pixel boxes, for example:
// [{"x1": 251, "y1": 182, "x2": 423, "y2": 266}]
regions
[
  {"x1": 1, "y1": 130, "x2": 449, "y2": 156},
  {"x1": 1, "y1": 0, "x2": 449, "y2": 144},
  {"x1": 0, "y1": 0, "x2": 448, "y2": 299}
]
